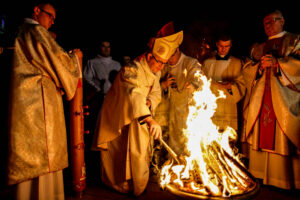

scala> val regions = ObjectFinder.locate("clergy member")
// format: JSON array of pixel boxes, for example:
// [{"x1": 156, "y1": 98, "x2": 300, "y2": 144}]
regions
[
  {"x1": 92, "y1": 23, "x2": 183, "y2": 196},
  {"x1": 154, "y1": 21, "x2": 203, "y2": 156},
  {"x1": 7, "y1": 3, "x2": 82, "y2": 200},
  {"x1": 241, "y1": 9, "x2": 300, "y2": 189},
  {"x1": 202, "y1": 34, "x2": 245, "y2": 132}
]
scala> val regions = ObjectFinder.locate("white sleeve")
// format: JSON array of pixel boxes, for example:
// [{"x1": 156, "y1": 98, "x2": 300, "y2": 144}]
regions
[{"x1": 83, "y1": 61, "x2": 101, "y2": 91}]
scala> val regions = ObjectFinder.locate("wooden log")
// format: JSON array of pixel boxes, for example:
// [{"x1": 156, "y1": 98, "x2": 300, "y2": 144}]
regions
[{"x1": 207, "y1": 142, "x2": 251, "y2": 192}]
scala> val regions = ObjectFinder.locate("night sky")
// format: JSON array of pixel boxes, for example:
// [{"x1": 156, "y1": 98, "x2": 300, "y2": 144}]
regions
[{"x1": 1, "y1": 1, "x2": 299, "y2": 62}]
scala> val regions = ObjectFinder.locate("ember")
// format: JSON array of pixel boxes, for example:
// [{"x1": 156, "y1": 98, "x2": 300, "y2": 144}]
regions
[{"x1": 160, "y1": 72, "x2": 258, "y2": 198}]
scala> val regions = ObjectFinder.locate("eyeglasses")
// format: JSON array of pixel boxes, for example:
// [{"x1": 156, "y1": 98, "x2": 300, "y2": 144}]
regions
[
  {"x1": 264, "y1": 17, "x2": 282, "y2": 26},
  {"x1": 39, "y1": 8, "x2": 55, "y2": 22},
  {"x1": 151, "y1": 54, "x2": 168, "y2": 65}
]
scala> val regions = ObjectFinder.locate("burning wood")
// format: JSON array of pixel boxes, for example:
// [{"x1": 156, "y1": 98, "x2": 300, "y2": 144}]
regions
[{"x1": 159, "y1": 73, "x2": 257, "y2": 198}]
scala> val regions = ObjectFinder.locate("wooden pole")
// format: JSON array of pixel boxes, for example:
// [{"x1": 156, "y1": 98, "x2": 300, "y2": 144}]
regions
[
  {"x1": 70, "y1": 57, "x2": 88, "y2": 197},
  {"x1": 159, "y1": 137, "x2": 181, "y2": 164}
]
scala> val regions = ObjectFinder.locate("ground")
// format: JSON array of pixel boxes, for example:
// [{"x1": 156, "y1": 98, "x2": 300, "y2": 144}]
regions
[
  {"x1": 1, "y1": 154, "x2": 300, "y2": 200},
  {"x1": 65, "y1": 178, "x2": 300, "y2": 200},
  {"x1": 63, "y1": 167, "x2": 300, "y2": 200}
]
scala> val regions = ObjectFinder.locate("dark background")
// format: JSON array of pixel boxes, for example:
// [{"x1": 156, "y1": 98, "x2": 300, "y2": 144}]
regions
[
  {"x1": 1, "y1": 1, "x2": 300, "y2": 61},
  {"x1": 1, "y1": 0, "x2": 300, "y2": 198}
]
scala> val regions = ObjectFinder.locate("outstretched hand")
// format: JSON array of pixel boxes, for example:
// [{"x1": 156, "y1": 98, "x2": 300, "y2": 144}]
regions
[{"x1": 144, "y1": 116, "x2": 161, "y2": 140}]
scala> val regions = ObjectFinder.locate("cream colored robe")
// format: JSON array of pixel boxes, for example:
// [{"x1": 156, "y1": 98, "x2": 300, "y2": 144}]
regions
[
  {"x1": 155, "y1": 53, "x2": 202, "y2": 155},
  {"x1": 241, "y1": 32, "x2": 300, "y2": 189},
  {"x1": 8, "y1": 21, "x2": 80, "y2": 186},
  {"x1": 93, "y1": 54, "x2": 161, "y2": 196},
  {"x1": 202, "y1": 55, "x2": 246, "y2": 131}
]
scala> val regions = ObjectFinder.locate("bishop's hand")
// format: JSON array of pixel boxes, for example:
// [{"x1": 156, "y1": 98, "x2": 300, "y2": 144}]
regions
[{"x1": 143, "y1": 116, "x2": 161, "y2": 140}]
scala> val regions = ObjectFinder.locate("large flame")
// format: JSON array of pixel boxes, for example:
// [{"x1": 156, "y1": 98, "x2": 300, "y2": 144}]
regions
[{"x1": 160, "y1": 72, "x2": 255, "y2": 197}]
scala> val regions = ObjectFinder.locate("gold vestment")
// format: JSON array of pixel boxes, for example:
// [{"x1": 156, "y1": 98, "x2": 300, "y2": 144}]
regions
[
  {"x1": 93, "y1": 55, "x2": 161, "y2": 196},
  {"x1": 8, "y1": 22, "x2": 80, "y2": 185},
  {"x1": 241, "y1": 32, "x2": 300, "y2": 189}
]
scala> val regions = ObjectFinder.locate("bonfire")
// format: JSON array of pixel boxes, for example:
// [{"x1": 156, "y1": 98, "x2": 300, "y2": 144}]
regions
[{"x1": 159, "y1": 72, "x2": 258, "y2": 198}]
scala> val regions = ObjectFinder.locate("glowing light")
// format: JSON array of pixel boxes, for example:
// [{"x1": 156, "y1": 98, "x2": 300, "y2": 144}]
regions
[{"x1": 160, "y1": 71, "x2": 255, "y2": 197}]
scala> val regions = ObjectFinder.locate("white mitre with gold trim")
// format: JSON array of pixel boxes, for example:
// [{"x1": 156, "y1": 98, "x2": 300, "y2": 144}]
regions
[
  {"x1": 151, "y1": 21, "x2": 183, "y2": 60},
  {"x1": 152, "y1": 31, "x2": 183, "y2": 60}
]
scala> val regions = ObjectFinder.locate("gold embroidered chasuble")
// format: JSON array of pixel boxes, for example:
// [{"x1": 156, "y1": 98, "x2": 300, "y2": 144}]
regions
[
  {"x1": 8, "y1": 22, "x2": 80, "y2": 185},
  {"x1": 93, "y1": 54, "x2": 161, "y2": 196},
  {"x1": 241, "y1": 32, "x2": 300, "y2": 189}
]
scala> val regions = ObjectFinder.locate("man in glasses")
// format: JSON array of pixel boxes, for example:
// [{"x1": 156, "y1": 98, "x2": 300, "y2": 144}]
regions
[
  {"x1": 92, "y1": 23, "x2": 183, "y2": 196},
  {"x1": 153, "y1": 22, "x2": 202, "y2": 159},
  {"x1": 241, "y1": 9, "x2": 300, "y2": 190},
  {"x1": 7, "y1": 2, "x2": 83, "y2": 200}
]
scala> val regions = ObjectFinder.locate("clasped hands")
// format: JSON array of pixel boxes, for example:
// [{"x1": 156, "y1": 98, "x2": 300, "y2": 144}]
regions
[{"x1": 260, "y1": 54, "x2": 278, "y2": 69}]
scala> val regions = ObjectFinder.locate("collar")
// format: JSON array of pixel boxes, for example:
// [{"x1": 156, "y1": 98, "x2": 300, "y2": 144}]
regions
[
  {"x1": 96, "y1": 55, "x2": 112, "y2": 61},
  {"x1": 24, "y1": 18, "x2": 39, "y2": 25},
  {"x1": 268, "y1": 31, "x2": 287, "y2": 40},
  {"x1": 216, "y1": 54, "x2": 230, "y2": 60}
]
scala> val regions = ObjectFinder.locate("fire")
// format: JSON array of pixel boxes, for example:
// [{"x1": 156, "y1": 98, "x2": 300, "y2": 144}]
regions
[{"x1": 160, "y1": 72, "x2": 255, "y2": 197}]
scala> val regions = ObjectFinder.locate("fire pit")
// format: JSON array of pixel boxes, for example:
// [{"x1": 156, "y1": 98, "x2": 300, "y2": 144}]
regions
[
  {"x1": 165, "y1": 179, "x2": 260, "y2": 200},
  {"x1": 160, "y1": 154, "x2": 260, "y2": 199},
  {"x1": 160, "y1": 148, "x2": 260, "y2": 199},
  {"x1": 159, "y1": 73, "x2": 260, "y2": 199}
]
